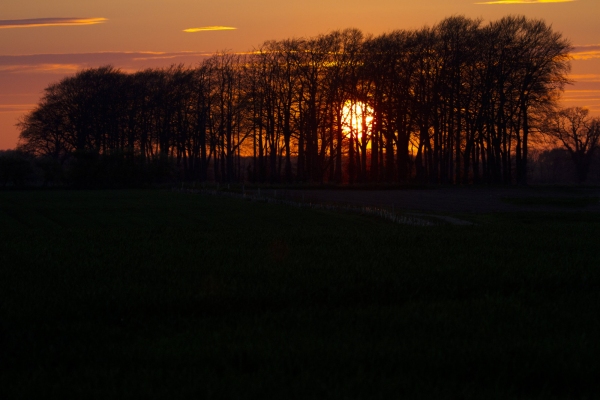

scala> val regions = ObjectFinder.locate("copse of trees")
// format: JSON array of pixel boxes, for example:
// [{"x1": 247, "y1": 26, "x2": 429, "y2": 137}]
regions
[{"x1": 17, "y1": 15, "x2": 573, "y2": 186}]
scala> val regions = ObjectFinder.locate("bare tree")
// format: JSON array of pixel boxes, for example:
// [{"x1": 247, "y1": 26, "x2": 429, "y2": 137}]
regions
[{"x1": 543, "y1": 107, "x2": 600, "y2": 182}]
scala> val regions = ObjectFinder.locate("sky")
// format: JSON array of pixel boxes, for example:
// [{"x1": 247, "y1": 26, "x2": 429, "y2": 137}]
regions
[{"x1": 1, "y1": 0, "x2": 599, "y2": 149}]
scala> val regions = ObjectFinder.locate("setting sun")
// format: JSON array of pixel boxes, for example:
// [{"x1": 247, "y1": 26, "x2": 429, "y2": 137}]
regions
[
  {"x1": 1, "y1": 0, "x2": 599, "y2": 150},
  {"x1": 342, "y1": 100, "x2": 374, "y2": 142},
  {"x1": 2, "y1": 1, "x2": 600, "y2": 398}
]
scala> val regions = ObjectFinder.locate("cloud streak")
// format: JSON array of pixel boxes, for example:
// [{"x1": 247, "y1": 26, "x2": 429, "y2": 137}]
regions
[
  {"x1": 569, "y1": 75, "x2": 600, "y2": 83},
  {"x1": 0, "y1": 51, "x2": 215, "y2": 75},
  {"x1": 0, "y1": 104, "x2": 37, "y2": 113},
  {"x1": 571, "y1": 45, "x2": 600, "y2": 60},
  {"x1": 475, "y1": 0, "x2": 574, "y2": 4},
  {"x1": 0, "y1": 64, "x2": 81, "y2": 74},
  {"x1": 183, "y1": 26, "x2": 237, "y2": 33},
  {"x1": 0, "y1": 18, "x2": 106, "y2": 29}
]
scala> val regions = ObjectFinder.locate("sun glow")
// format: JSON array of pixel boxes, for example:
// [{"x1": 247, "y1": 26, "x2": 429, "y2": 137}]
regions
[{"x1": 342, "y1": 101, "x2": 374, "y2": 142}]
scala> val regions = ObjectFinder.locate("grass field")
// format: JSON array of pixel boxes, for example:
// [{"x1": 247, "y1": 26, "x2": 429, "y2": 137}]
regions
[{"x1": 1, "y1": 190, "x2": 599, "y2": 399}]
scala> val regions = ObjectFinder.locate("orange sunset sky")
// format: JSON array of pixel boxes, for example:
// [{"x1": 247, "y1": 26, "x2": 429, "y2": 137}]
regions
[{"x1": 1, "y1": 0, "x2": 599, "y2": 150}]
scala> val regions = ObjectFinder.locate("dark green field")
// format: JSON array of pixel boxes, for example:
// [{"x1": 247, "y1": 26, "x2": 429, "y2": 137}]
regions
[{"x1": 1, "y1": 190, "x2": 599, "y2": 399}]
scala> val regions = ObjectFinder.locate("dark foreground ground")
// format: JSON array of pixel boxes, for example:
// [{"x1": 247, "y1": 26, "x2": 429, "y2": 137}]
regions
[
  {"x1": 1, "y1": 189, "x2": 599, "y2": 399},
  {"x1": 291, "y1": 186, "x2": 600, "y2": 214}
]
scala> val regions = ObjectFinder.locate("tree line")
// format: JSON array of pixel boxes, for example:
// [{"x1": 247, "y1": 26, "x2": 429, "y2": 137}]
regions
[{"x1": 17, "y1": 15, "x2": 575, "y2": 186}]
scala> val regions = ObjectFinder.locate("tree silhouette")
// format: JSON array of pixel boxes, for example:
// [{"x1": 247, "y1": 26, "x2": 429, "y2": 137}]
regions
[
  {"x1": 17, "y1": 16, "x2": 574, "y2": 186},
  {"x1": 543, "y1": 107, "x2": 600, "y2": 183}
]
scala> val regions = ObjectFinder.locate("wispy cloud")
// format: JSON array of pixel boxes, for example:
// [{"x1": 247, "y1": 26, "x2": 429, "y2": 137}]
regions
[
  {"x1": 0, "y1": 64, "x2": 81, "y2": 74},
  {"x1": 562, "y1": 87, "x2": 600, "y2": 110},
  {"x1": 571, "y1": 52, "x2": 600, "y2": 60},
  {"x1": 183, "y1": 26, "x2": 237, "y2": 33},
  {"x1": 132, "y1": 52, "x2": 213, "y2": 61},
  {"x1": 562, "y1": 98, "x2": 600, "y2": 102},
  {"x1": 0, "y1": 18, "x2": 106, "y2": 29},
  {"x1": 571, "y1": 45, "x2": 600, "y2": 60},
  {"x1": 0, "y1": 104, "x2": 37, "y2": 113},
  {"x1": 475, "y1": 0, "x2": 574, "y2": 4},
  {"x1": 0, "y1": 51, "x2": 215, "y2": 75},
  {"x1": 563, "y1": 89, "x2": 600, "y2": 98},
  {"x1": 569, "y1": 74, "x2": 600, "y2": 83}
]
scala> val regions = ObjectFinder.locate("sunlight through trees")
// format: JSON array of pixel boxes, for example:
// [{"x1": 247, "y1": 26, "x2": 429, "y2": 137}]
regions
[{"x1": 17, "y1": 16, "x2": 573, "y2": 185}]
